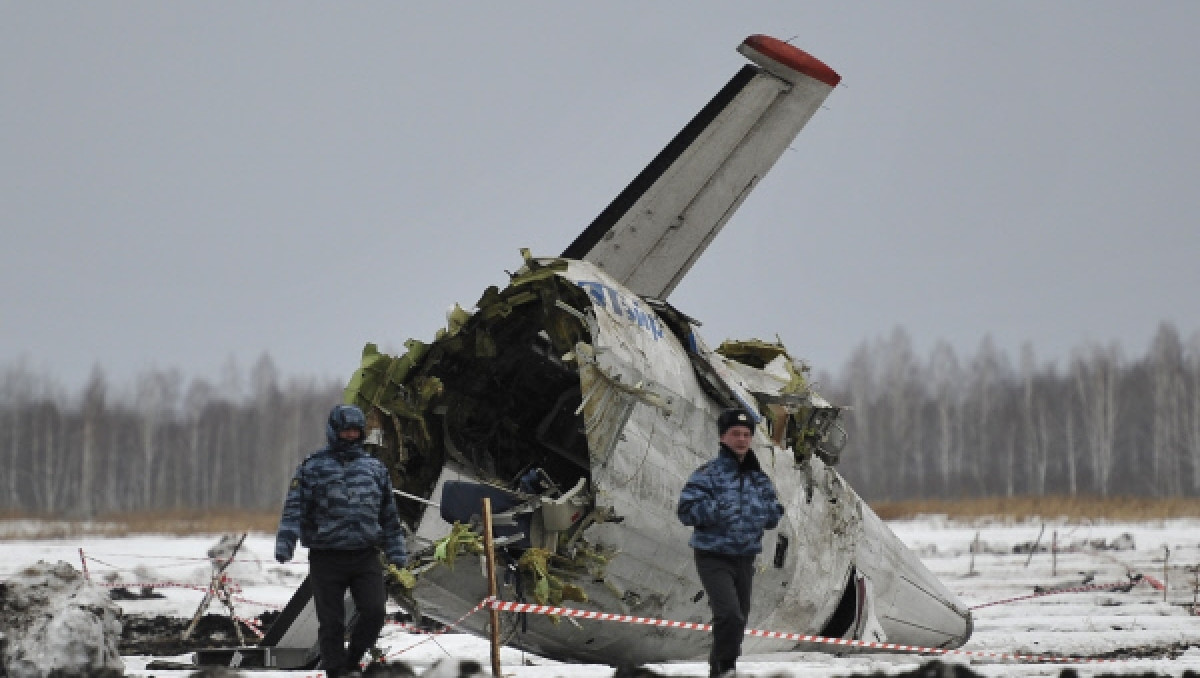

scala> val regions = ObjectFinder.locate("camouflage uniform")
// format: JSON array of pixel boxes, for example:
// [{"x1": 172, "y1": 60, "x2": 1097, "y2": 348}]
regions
[
  {"x1": 677, "y1": 444, "x2": 783, "y2": 555},
  {"x1": 275, "y1": 405, "x2": 407, "y2": 677},
  {"x1": 678, "y1": 436, "x2": 783, "y2": 678}
]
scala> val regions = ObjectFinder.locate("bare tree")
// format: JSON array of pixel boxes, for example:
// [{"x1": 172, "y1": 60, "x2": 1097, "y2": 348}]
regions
[
  {"x1": 79, "y1": 366, "x2": 107, "y2": 517},
  {"x1": 1019, "y1": 345, "x2": 1048, "y2": 496},
  {"x1": 183, "y1": 378, "x2": 215, "y2": 509},
  {"x1": 1149, "y1": 323, "x2": 1186, "y2": 496},
  {"x1": 965, "y1": 336, "x2": 1009, "y2": 495},
  {"x1": 1072, "y1": 343, "x2": 1120, "y2": 496},
  {"x1": 928, "y1": 342, "x2": 962, "y2": 498},
  {"x1": 250, "y1": 353, "x2": 284, "y2": 509},
  {"x1": 1, "y1": 359, "x2": 40, "y2": 512},
  {"x1": 841, "y1": 343, "x2": 877, "y2": 497},
  {"x1": 31, "y1": 398, "x2": 70, "y2": 514},
  {"x1": 881, "y1": 328, "x2": 921, "y2": 497},
  {"x1": 135, "y1": 368, "x2": 182, "y2": 509},
  {"x1": 1186, "y1": 331, "x2": 1200, "y2": 493},
  {"x1": 1064, "y1": 403, "x2": 1078, "y2": 495}
]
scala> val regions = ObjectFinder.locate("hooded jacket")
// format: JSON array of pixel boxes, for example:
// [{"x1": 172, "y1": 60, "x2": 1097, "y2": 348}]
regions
[
  {"x1": 677, "y1": 443, "x2": 784, "y2": 555},
  {"x1": 275, "y1": 431, "x2": 407, "y2": 566}
]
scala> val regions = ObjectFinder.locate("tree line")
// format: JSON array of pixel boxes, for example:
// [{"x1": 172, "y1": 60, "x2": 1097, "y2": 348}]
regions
[
  {"x1": 2, "y1": 322, "x2": 1198, "y2": 516},
  {"x1": 0, "y1": 355, "x2": 342, "y2": 517},
  {"x1": 825, "y1": 322, "x2": 1200, "y2": 501}
]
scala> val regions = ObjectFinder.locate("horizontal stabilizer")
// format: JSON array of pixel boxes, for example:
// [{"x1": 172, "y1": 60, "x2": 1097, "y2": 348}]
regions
[{"x1": 562, "y1": 35, "x2": 840, "y2": 299}]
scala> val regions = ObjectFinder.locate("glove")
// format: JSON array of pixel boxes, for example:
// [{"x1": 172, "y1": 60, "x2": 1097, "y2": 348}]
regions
[{"x1": 275, "y1": 537, "x2": 294, "y2": 564}]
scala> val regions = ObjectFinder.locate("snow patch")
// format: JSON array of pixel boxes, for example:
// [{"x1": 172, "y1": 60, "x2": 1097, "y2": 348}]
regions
[{"x1": 0, "y1": 560, "x2": 124, "y2": 678}]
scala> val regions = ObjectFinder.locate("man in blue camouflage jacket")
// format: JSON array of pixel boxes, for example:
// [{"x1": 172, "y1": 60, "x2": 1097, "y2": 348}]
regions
[
  {"x1": 275, "y1": 404, "x2": 408, "y2": 677},
  {"x1": 678, "y1": 408, "x2": 784, "y2": 678}
]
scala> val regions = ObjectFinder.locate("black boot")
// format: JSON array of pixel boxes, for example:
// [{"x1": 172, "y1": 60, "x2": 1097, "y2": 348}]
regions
[
  {"x1": 341, "y1": 646, "x2": 366, "y2": 677},
  {"x1": 710, "y1": 659, "x2": 736, "y2": 677}
]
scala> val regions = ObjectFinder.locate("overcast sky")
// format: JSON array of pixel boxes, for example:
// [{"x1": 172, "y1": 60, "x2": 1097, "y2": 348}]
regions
[{"x1": 3, "y1": 3, "x2": 1198, "y2": 394}]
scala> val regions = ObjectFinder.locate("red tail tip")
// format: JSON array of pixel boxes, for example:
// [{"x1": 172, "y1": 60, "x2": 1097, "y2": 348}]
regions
[{"x1": 741, "y1": 35, "x2": 841, "y2": 87}]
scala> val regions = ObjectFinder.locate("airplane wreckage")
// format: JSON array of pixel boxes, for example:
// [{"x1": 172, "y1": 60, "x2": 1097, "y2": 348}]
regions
[{"x1": 243, "y1": 35, "x2": 973, "y2": 669}]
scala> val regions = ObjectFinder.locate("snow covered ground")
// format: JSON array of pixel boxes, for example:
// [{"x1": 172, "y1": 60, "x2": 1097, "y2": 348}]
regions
[{"x1": 2, "y1": 517, "x2": 1199, "y2": 677}]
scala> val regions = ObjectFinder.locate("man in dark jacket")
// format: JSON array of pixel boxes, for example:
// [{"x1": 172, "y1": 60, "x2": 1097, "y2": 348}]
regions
[
  {"x1": 275, "y1": 404, "x2": 408, "y2": 677},
  {"x1": 677, "y1": 408, "x2": 784, "y2": 678}
]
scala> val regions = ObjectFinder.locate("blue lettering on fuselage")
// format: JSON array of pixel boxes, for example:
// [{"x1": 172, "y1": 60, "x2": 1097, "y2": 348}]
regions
[{"x1": 575, "y1": 280, "x2": 665, "y2": 340}]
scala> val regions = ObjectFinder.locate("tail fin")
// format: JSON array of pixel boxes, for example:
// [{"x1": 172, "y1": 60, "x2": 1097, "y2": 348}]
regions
[{"x1": 562, "y1": 35, "x2": 840, "y2": 299}]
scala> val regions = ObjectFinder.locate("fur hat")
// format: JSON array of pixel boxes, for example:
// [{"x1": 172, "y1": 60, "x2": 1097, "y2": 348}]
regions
[{"x1": 717, "y1": 408, "x2": 755, "y2": 434}]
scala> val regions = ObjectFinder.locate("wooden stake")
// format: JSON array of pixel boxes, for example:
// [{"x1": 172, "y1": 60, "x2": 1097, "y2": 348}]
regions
[
  {"x1": 183, "y1": 532, "x2": 246, "y2": 640},
  {"x1": 482, "y1": 498, "x2": 503, "y2": 677},
  {"x1": 1052, "y1": 530, "x2": 1057, "y2": 577},
  {"x1": 1024, "y1": 523, "x2": 1045, "y2": 568},
  {"x1": 1190, "y1": 565, "x2": 1198, "y2": 615},
  {"x1": 968, "y1": 530, "x2": 979, "y2": 576},
  {"x1": 1164, "y1": 545, "x2": 1170, "y2": 603}
]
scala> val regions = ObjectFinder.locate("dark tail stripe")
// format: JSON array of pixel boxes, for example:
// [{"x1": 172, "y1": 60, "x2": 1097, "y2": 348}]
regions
[{"x1": 561, "y1": 65, "x2": 759, "y2": 259}]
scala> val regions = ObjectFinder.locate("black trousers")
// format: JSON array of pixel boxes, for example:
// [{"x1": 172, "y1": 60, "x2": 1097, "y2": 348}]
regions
[
  {"x1": 309, "y1": 548, "x2": 387, "y2": 672},
  {"x1": 694, "y1": 549, "x2": 756, "y2": 670}
]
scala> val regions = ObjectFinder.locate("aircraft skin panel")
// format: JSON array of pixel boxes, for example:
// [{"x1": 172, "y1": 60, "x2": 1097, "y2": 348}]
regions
[
  {"x1": 853, "y1": 500, "x2": 974, "y2": 648},
  {"x1": 565, "y1": 261, "x2": 709, "y2": 405},
  {"x1": 565, "y1": 36, "x2": 840, "y2": 300}
]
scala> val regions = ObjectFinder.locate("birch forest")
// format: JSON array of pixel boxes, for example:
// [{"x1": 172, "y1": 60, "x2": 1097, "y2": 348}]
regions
[
  {"x1": 2, "y1": 322, "x2": 1199, "y2": 517},
  {"x1": 826, "y1": 323, "x2": 1200, "y2": 501},
  {"x1": 0, "y1": 355, "x2": 342, "y2": 518}
]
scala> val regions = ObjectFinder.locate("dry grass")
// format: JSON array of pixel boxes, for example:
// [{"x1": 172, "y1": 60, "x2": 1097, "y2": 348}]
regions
[
  {"x1": 872, "y1": 496, "x2": 1200, "y2": 522},
  {"x1": 4, "y1": 497, "x2": 1200, "y2": 539},
  {"x1": 0, "y1": 509, "x2": 282, "y2": 539}
]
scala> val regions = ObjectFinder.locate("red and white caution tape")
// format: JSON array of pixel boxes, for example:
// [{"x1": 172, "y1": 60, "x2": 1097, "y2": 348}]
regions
[
  {"x1": 75, "y1": 547, "x2": 288, "y2": 647},
  {"x1": 80, "y1": 552, "x2": 239, "y2": 594},
  {"x1": 79, "y1": 553, "x2": 136, "y2": 574},
  {"x1": 79, "y1": 551, "x2": 286, "y2": 567},
  {"x1": 233, "y1": 615, "x2": 265, "y2": 639},
  {"x1": 91, "y1": 579, "x2": 270, "y2": 639},
  {"x1": 969, "y1": 580, "x2": 1141, "y2": 610},
  {"x1": 96, "y1": 579, "x2": 283, "y2": 612},
  {"x1": 76, "y1": 546, "x2": 1134, "y2": 665},
  {"x1": 384, "y1": 619, "x2": 427, "y2": 634},
  {"x1": 230, "y1": 594, "x2": 284, "y2": 610},
  {"x1": 385, "y1": 599, "x2": 489, "y2": 658},
  {"x1": 1085, "y1": 549, "x2": 1168, "y2": 592},
  {"x1": 228, "y1": 614, "x2": 266, "y2": 638},
  {"x1": 482, "y1": 597, "x2": 1116, "y2": 665},
  {"x1": 94, "y1": 580, "x2": 223, "y2": 595}
]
